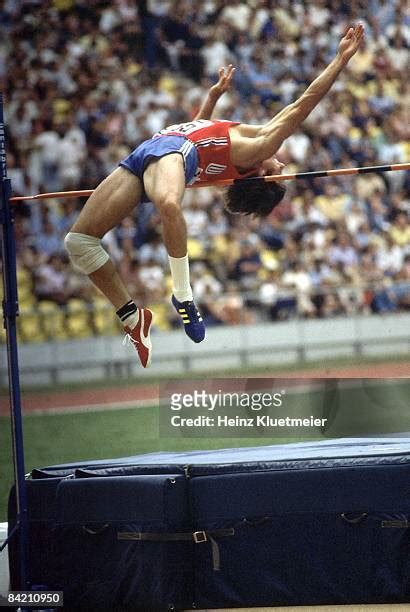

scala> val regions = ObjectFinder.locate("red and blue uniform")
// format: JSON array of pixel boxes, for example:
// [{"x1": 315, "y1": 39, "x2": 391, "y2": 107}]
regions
[{"x1": 119, "y1": 119, "x2": 257, "y2": 188}]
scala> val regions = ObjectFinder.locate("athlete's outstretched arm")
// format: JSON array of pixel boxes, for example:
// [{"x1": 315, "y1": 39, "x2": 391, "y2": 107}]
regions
[
  {"x1": 253, "y1": 24, "x2": 364, "y2": 160},
  {"x1": 193, "y1": 65, "x2": 235, "y2": 121}
]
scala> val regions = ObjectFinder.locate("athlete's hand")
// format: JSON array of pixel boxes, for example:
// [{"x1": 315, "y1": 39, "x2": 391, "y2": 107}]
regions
[
  {"x1": 258, "y1": 158, "x2": 285, "y2": 176},
  {"x1": 210, "y1": 65, "x2": 236, "y2": 99},
  {"x1": 337, "y1": 23, "x2": 364, "y2": 64}
]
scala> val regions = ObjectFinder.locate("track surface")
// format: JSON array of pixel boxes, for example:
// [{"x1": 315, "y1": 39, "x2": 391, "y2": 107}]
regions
[{"x1": 1, "y1": 361, "x2": 408, "y2": 415}]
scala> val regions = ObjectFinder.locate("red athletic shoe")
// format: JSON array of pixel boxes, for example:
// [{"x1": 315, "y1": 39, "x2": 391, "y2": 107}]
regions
[{"x1": 123, "y1": 308, "x2": 153, "y2": 368}]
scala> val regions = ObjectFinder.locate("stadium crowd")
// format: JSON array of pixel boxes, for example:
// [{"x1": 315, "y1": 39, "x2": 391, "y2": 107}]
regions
[{"x1": 1, "y1": 0, "x2": 409, "y2": 338}]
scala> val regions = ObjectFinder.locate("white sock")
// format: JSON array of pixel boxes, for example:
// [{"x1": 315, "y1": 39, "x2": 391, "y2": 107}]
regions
[
  {"x1": 168, "y1": 253, "x2": 193, "y2": 302},
  {"x1": 125, "y1": 310, "x2": 139, "y2": 330},
  {"x1": 116, "y1": 300, "x2": 139, "y2": 330}
]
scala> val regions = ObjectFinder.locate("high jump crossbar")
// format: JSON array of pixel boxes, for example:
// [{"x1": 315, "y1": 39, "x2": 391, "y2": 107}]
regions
[{"x1": 9, "y1": 162, "x2": 410, "y2": 202}]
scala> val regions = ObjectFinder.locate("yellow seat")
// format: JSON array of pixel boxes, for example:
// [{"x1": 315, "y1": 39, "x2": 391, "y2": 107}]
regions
[
  {"x1": 19, "y1": 293, "x2": 36, "y2": 309},
  {"x1": 17, "y1": 308, "x2": 45, "y2": 343},
  {"x1": 17, "y1": 267, "x2": 34, "y2": 302},
  {"x1": 212, "y1": 235, "x2": 227, "y2": 254},
  {"x1": 348, "y1": 126, "x2": 362, "y2": 140},
  {"x1": 67, "y1": 312, "x2": 91, "y2": 338},
  {"x1": 187, "y1": 238, "x2": 204, "y2": 260},
  {"x1": 165, "y1": 274, "x2": 173, "y2": 293},
  {"x1": 66, "y1": 299, "x2": 92, "y2": 338},
  {"x1": 92, "y1": 298, "x2": 119, "y2": 336},
  {"x1": 37, "y1": 300, "x2": 68, "y2": 340},
  {"x1": 17, "y1": 286, "x2": 34, "y2": 303},
  {"x1": 16, "y1": 266, "x2": 31, "y2": 285},
  {"x1": 261, "y1": 249, "x2": 279, "y2": 271},
  {"x1": 147, "y1": 302, "x2": 171, "y2": 331},
  {"x1": 400, "y1": 140, "x2": 409, "y2": 158}
]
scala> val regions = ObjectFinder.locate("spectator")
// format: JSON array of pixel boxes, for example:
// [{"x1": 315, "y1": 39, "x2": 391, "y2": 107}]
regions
[
  {"x1": 35, "y1": 220, "x2": 65, "y2": 256},
  {"x1": 191, "y1": 262, "x2": 223, "y2": 302},
  {"x1": 139, "y1": 230, "x2": 168, "y2": 267},
  {"x1": 213, "y1": 282, "x2": 254, "y2": 325},
  {"x1": 389, "y1": 212, "x2": 410, "y2": 248},
  {"x1": 231, "y1": 240, "x2": 262, "y2": 291},
  {"x1": 57, "y1": 117, "x2": 87, "y2": 189},
  {"x1": 32, "y1": 120, "x2": 61, "y2": 190},
  {"x1": 376, "y1": 233, "x2": 405, "y2": 275},
  {"x1": 183, "y1": 198, "x2": 209, "y2": 239},
  {"x1": 282, "y1": 260, "x2": 316, "y2": 317},
  {"x1": 34, "y1": 255, "x2": 72, "y2": 305},
  {"x1": 329, "y1": 233, "x2": 359, "y2": 268},
  {"x1": 138, "y1": 258, "x2": 164, "y2": 298}
]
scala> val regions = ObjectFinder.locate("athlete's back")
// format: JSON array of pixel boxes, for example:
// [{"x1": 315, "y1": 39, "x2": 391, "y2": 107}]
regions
[{"x1": 154, "y1": 119, "x2": 257, "y2": 184}]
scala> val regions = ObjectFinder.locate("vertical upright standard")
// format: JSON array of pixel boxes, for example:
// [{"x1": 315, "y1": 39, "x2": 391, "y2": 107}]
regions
[{"x1": 0, "y1": 93, "x2": 30, "y2": 589}]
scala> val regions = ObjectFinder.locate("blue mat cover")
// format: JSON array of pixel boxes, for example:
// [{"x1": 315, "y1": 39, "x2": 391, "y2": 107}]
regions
[{"x1": 8, "y1": 438, "x2": 410, "y2": 610}]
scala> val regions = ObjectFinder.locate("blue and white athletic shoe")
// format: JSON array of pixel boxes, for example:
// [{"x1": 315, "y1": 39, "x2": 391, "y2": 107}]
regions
[{"x1": 172, "y1": 295, "x2": 205, "y2": 343}]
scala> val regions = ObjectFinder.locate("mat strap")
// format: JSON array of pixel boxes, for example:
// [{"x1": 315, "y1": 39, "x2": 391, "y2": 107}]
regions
[{"x1": 117, "y1": 528, "x2": 235, "y2": 571}]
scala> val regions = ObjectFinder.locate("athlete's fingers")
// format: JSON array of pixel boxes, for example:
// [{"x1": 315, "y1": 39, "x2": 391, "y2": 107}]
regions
[
  {"x1": 224, "y1": 67, "x2": 235, "y2": 86},
  {"x1": 216, "y1": 65, "x2": 235, "y2": 91},
  {"x1": 226, "y1": 65, "x2": 235, "y2": 79},
  {"x1": 344, "y1": 26, "x2": 354, "y2": 39}
]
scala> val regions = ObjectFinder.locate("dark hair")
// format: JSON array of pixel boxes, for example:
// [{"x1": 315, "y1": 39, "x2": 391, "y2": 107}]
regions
[{"x1": 223, "y1": 180, "x2": 286, "y2": 217}]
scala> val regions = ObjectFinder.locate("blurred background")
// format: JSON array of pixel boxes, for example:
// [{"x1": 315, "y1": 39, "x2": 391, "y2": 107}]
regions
[
  {"x1": 0, "y1": 0, "x2": 409, "y2": 521},
  {"x1": 0, "y1": 0, "x2": 409, "y2": 365}
]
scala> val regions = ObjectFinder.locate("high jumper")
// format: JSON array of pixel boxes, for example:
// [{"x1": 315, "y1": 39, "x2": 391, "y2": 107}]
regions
[{"x1": 62, "y1": 24, "x2": 365, "y2": 368}]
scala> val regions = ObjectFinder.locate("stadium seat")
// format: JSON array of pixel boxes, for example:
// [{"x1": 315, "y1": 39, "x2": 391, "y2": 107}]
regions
[
  {"x1": 2, "y1": 271, "x2": 39, "y2": 343},
  {"x1": 19, "y1": 293, "x2": 36, "y2": 309},
  {"x1": 260, "y1": 249, "x2": 279, "y2": 271},
  {"x1": 165, "y1": 274, "x2": 173, "y2": 293},
  {"x1": 187, "y1": 238, "x2": 204, "y2": 260},
  {"x1": 16, "y1": 266, "x2": 34, "y2": 302},
  {"x1": 17, "y1": 307, "x2": 45, "y2": 343},
  {"x1": 66, "y1": 299, "x2": 93, "y2": 339},
  {"x1": 92, "y1": 297, "x2": 120, "y2": 336},
  {"x1": 38, "y1": 300, "x2": 68, "y2": 341},
  {"x1": 209, "y1": 235, "x2": 231, "y2": 265},
  {"x1": 146, "y1": 302, "x2": 170, "y2": 331},
  {"x1": 16, "y1": 266, "x2": 31, "y2": 286}
]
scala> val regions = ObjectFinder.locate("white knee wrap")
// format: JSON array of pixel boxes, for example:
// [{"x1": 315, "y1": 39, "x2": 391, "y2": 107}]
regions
[{"x1": 64, "y1": 232, "x2": 110, "y2": 275}]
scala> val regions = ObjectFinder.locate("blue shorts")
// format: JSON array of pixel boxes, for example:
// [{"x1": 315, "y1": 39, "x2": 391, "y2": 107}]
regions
[{"x1": 119, "y1": 135, "x2": 199, "y2": 186}]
